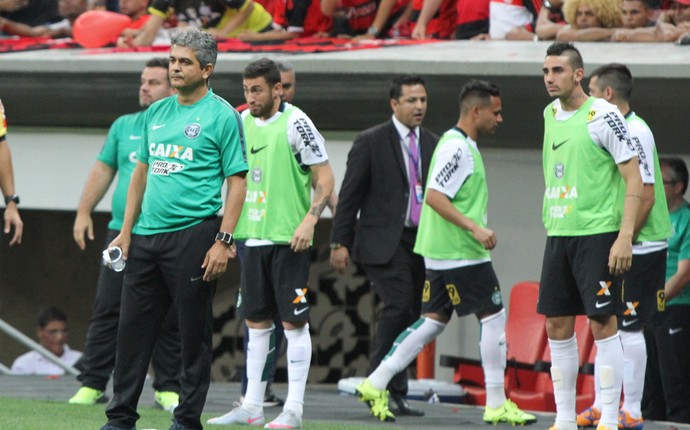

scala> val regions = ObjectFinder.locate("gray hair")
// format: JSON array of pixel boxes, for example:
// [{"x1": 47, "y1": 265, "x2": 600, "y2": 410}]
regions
[{"x1": 170, "y1": 28, "x2": 218, "y2": 70}]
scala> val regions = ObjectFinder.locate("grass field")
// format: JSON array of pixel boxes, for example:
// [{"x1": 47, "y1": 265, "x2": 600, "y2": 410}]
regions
[{"x1": 0, "y1": 397, "x2": 387, "y2": 430}]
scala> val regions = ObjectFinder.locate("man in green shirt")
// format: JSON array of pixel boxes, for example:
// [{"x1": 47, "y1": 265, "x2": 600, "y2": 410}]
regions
[
  {"x1": 539, "y1": 42, "x2": 643, "y2": 430},
  {"x1": 643, "y1": 157, "x2": 690, "y2": 424},
  {"x1": 69, "y1": 57, "x2": 181, "y2": 412},
  {"x1": 207, "y1": 58, "x2": 334, "y2": 429},
  {"x1": 354, "y1": 79, "x2": 536, "y2": 426},
  {"x1": 101, "y1": 29, "x2": 248, "y2": 430}
]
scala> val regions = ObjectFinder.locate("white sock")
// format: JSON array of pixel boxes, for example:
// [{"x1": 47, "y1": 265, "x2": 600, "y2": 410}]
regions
[
  {"x1": 595, "y1": 332, "x2": 624, "y2": 428},
  {"x1": 480, "y1": 309, "x2": 507, "y2": 408},
  {"x1": 549, "y1": 335, "x2": 578, "y2": 426},
  {"x1": 620, "y1": 330, "x2": 645, "y2": 418},
  {"x1": 284, "y1": 324, "x2": 311, "y2": 416},
  {"x1": 592, "y1": 352, "x2": 602, "y2": 411},
  {"x1": 244, "y1": 326, "x2": 274, "y2": 414},
  {"x1": 369, "y1": 317, "x2": 446, "y2": 391}
]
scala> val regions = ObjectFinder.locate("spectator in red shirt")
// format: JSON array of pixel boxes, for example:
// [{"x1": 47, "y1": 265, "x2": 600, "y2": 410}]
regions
[
  {"x1": 322, "y1": 0, "x2": 408, "y2": 38},
  {"x1": 409, "y1": 0, "x2": 456, "y2": 39},
  {"x1": 412, "y1": 0, "x2": 489, "y2": 40}
]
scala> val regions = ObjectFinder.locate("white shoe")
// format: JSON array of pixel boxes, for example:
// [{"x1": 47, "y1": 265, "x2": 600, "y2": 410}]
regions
[
  {"x1": 207, "y1": 404, "x2": 265, "y2": 426},
  {"x1": 264, "y1": 410, "x2": 302, "y2": 429}
]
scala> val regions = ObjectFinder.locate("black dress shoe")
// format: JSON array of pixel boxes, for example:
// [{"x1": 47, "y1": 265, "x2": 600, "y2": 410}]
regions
[{"x1": 389, "y1": 393, "x2": 425, "y2": 417}]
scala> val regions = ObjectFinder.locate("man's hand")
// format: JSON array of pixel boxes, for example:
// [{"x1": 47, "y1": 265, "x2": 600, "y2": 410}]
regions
[
  {"x1": 73, "y1": 212, "x2": 94, "y2": 250},
  {"x1": 329, "y1": 246, "x2": 350, "y2": 274},
  {"x1": 290, "y1": 217, "x2": 316, "y2": 252},
  {"x1": 226, "y1": 243, "x2": 238, "y2": 259},
  {"x1": 201, "y1": 242, "x2": 232, "y2": 282},
  {"x1": 610, "y1": 28, "x2": 631, "y2": 42},
  {"x1": 471, "y1": 225, "x2": 496, "y2": 250},
  {"x1": 4, "y1": 204, "x2": 22, "y2": 246},
  {"x1": 411, "y1": 23, "x2": 427, "y2": 40},
  {"x1": 109, "y1": 232, "x2": 131, "y2": 260},
  {"x1": 608, "y1": 236, "x2": 633, "y2": 276},
  {"x1": 352, "y1": 33, "x2": 376, "y2": 42}
]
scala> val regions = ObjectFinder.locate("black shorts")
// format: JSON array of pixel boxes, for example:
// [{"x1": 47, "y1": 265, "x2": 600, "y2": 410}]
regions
[
  {"x1": 538, "y1": 232, "x2": 620, "y2": 318},
  {"x1": 238, "y1": 245, "x2": 311, "y2": 323},
  {"x1": 421, "y1": 262, "x2": 504, "y2": 318},
  {"x1": 618, "y1": 248, "x2": 667, "y2": 331}
]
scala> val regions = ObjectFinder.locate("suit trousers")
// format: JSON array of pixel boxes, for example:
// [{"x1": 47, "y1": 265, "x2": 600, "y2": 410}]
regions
[
  {"x1": 105, "y1": 219, "x2": 218, "y2": 430},
  {"x1": 362, "y1": 228, "x2": 424, "y2": 397},
  {"x1": 78, "y1": 229, "x2": 181, "y2": 393},
  {"x1": 642, "y1": 305, "x2": 690, "y2": 423}
]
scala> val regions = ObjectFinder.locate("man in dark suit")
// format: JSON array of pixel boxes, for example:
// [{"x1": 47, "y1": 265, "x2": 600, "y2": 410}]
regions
[{"x1": 330, "y1": 74, "x2": 438, "y2": 417}]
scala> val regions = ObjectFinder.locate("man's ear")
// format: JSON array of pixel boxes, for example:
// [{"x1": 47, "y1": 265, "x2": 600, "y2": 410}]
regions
[
  {"x1": 574, "y1": 67, "x2": 585, "y2": 83},
  {"x1": 605, "y1": 86, "x2": 615, "y2": 100},
  {"x1": 202, "y1": 63, "x2": 214, "y2": 81}
]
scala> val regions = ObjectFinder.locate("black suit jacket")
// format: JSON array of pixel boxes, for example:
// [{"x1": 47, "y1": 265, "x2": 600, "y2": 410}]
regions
[{"x1": 331, "y1": 119, "x2": 439, "y2": 265}]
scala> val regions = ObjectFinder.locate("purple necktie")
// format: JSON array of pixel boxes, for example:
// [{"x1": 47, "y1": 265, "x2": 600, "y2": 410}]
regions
[{"x1": 408, "y1": 130, "x2": 421, "y2": 226}]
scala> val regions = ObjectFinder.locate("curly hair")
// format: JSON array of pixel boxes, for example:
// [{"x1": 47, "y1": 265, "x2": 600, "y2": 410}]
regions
[{"x1": 562, "y1": 0, "x2": 623, "y2": 28}]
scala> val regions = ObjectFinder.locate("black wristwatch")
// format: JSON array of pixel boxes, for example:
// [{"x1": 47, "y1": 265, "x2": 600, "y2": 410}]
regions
[
  {"x1": 4, "y1": 194, "x2": 19, "y2": 205},
  {"x1": 215, "y1": 231, "x2": 234, "y2": 246}
]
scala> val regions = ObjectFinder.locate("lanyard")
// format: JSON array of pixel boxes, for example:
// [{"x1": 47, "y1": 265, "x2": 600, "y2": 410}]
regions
[{"x1": 401, "y1": 131, "x2": 421, "y2": 182}]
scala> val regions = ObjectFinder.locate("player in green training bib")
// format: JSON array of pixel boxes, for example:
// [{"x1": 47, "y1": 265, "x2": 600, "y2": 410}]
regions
[
  {"x1": 576, "y1": 63, "x2": 672, "y2": 429},
  {"x1": 208, "y1": 58, "x2": 334, "y2": 429},
  {"x1": 102, "y1": 30, "x2": 248, "y2": 430},
  {"x1": 538, "y1": 42, "x2": 644, "y2": 430},
  {"x1": 70, "y1": 58, "x2": 181, "y2": 411},
  {"x1": 356, "y1": 80, "x2": 536, "y2": 426}
]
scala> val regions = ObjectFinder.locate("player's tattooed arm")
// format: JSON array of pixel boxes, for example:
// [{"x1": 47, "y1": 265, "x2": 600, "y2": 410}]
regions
[
  {"x1": 290, "y1": 161, "x2": 335, "y2": 252},
  {"x1": 310, "y1": 184, "x2": 331, "y2": 218},
  {"x1": 310, "y1": 160, "x2": 337, "y2": 215}
]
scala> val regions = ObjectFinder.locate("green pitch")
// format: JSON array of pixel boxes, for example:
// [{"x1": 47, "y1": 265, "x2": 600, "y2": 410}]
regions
[{"x1": 0, "y1": 397, "x2": 386, "y2": 430}]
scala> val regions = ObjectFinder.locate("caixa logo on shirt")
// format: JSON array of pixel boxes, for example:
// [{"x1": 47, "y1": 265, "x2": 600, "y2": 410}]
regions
[
  {"x1": 149, "y1": 143, "x2": 194, "y2": 161},
  {"x1": 151, "y1": 161, "x2": 184, "y2": 176},
  {"x1": 544, "y1": 185, "x2": 578, "y2": 199}
]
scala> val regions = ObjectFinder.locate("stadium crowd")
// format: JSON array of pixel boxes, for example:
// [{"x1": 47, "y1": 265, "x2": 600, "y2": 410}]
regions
[{"x1": 1, "y1": 0, "x2": 690, "y2": 44}]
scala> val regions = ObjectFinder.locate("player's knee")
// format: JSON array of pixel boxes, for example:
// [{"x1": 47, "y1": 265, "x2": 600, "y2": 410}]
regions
[
  {"x1": 422, "y1": 312, "x2": 450, "y2": 324},
  {"x1": 283, "y1": 320, "x2": 308, "y2": 330}
]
